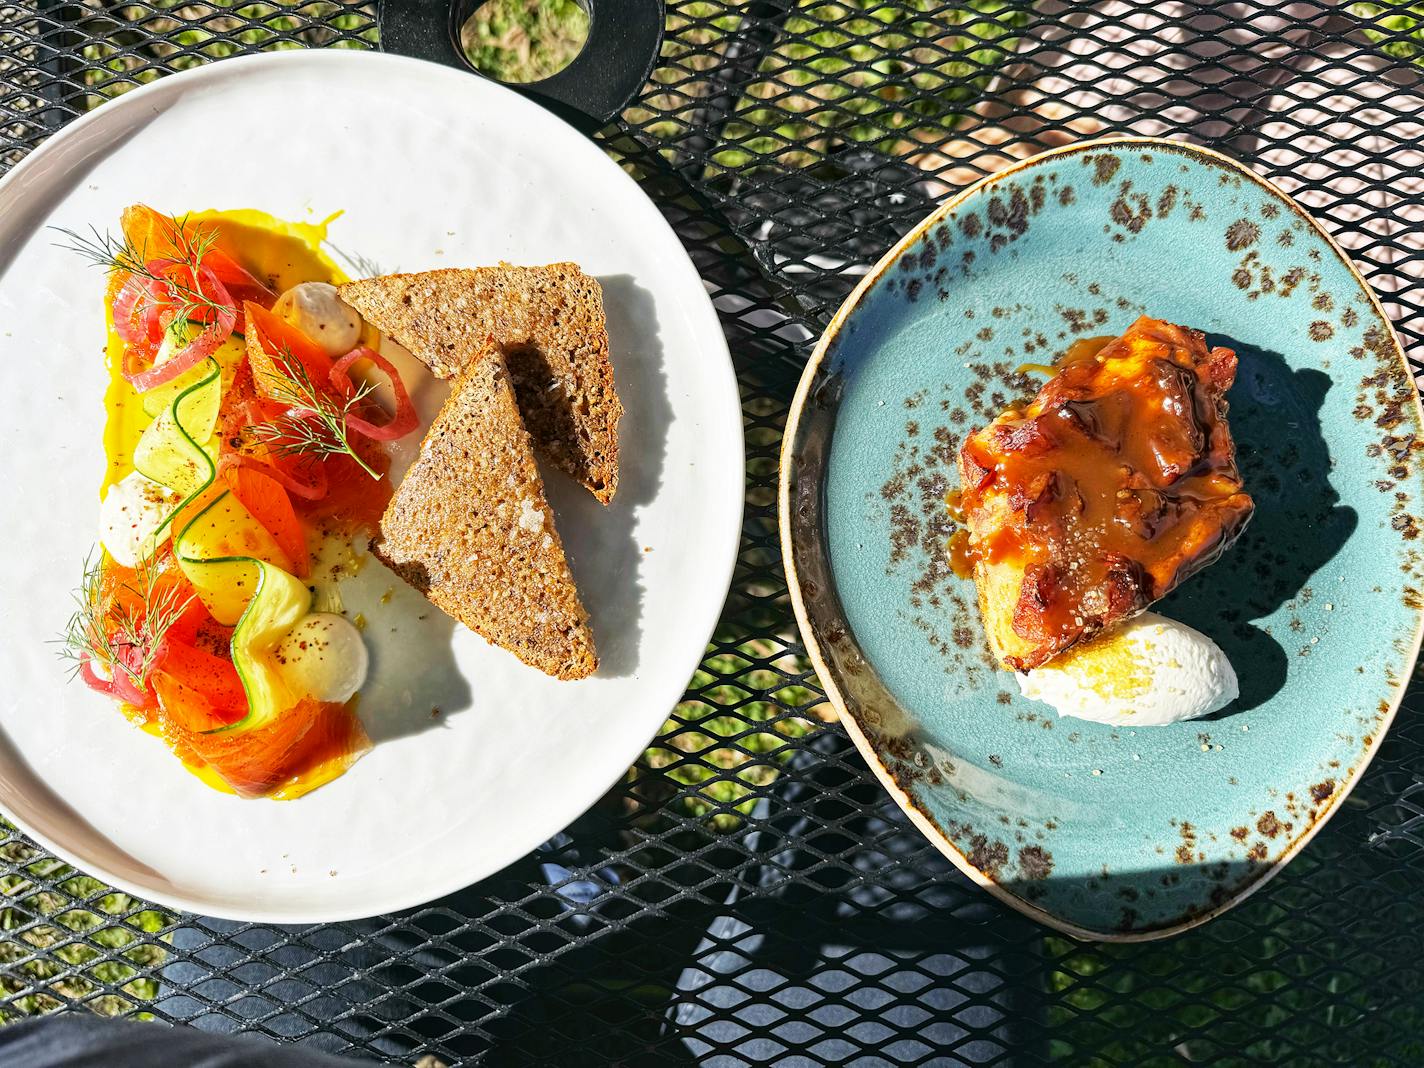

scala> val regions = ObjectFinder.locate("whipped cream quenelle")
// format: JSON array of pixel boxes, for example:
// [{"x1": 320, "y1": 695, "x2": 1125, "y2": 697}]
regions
[{"x1": 1016, "y1": 613, "x2": 1238, "y2": 727}]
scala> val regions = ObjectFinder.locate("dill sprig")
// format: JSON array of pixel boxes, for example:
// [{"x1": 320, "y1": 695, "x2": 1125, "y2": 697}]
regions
[
  {"x1": 254, "y1": 347, "x2": 383, "y2": 481},
  {"x1": 52, "y1": 215, "x2": 232, "y2": 327},
  {"x1": 57, "y1": 551, "x2": 193, "y2": 693}
]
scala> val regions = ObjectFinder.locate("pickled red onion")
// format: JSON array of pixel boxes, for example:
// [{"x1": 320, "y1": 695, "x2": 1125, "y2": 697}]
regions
[
  {"x1": 112, "y1": 273, "x2": 166, "y2": 347},
  {"x1": 123, "y1": 264, "x2": 236, "y2": 393},
  {"x1": 80, "y1": 652, "x2": 153, "y2": 709},
  {"x1": 329, "y1": 348, "x2": 419, "y2": 441}
]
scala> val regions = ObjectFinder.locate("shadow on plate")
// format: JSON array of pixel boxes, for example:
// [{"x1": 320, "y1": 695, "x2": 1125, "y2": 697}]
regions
[
  {"x1": 358, "y1": 273, "x2": 673, "y2": 737},
  {"x1": 547, "y1": 273, "x2": 673, "y2": 680},
  {"x1": 354, "y1": 570, "x2": 473, "y2": 745},
  {"x1": 1160, "y1": 339, "x2": 1357, "y2": 714}
]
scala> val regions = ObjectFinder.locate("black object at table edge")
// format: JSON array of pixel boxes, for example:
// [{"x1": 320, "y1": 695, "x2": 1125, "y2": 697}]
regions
[{"x1": 378, "y1": 0, "x2": 665, "y2": 134}]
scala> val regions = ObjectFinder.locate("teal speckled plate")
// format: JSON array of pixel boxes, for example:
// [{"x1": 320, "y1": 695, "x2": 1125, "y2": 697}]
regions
[{"x1": 780, "y1": 137, "x2": 1424, "y2": 940}]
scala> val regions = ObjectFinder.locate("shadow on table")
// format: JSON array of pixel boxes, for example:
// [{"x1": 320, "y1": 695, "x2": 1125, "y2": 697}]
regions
[
  {"x1": 153, "y1": 709, "x2": 1424, "y2": 1066},
  {"x1": 151, "y1": 733, "x2": 1041, "y2": 1065}
]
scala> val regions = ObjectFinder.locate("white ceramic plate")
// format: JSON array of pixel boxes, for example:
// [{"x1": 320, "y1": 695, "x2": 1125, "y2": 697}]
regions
[{"x1": 0, "y1": 51, "x2": 742, "y2": 922}]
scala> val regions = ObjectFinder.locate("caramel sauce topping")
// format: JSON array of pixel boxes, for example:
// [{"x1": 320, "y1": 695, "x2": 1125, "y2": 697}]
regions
[
  {"x1": 956, "y1": 317, "x2": 1255, "y2": 669},
  {"x1": 947, "y1": 528, "x2": 975, "y2": 580}
]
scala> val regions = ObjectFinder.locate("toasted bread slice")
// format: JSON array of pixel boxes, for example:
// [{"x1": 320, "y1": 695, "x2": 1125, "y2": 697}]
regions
[
  {"x1": 338, "y1": 265, "x2": 622, "y2": 504},
  {"x1": 371, "y1": 351, "x2": 597, "y2": 681},
  {"x1": 958, "y1": 316, "x2": 1253, "y2": 671}
]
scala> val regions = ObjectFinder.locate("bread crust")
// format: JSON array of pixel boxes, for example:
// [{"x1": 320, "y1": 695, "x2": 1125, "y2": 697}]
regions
[
  {"x1": 372, "y1": 352, "x2": 598, "y2": 680},
  {"x1": 340, "y1": 265, "x2": 622, "y2": 504}
]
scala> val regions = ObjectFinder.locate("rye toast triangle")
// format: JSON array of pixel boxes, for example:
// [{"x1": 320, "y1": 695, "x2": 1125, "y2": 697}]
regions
[
  {"x1": 339, "y1": 264, "x2": 622, "y2": 504},
  {"x1": 371, "y1": 351, "x2": 598, "y2": 681}
]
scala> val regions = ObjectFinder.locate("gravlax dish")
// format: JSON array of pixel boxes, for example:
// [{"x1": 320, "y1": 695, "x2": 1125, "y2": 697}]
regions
[{"x1": 59, "y1": 206, "x2": 418, "y2": 799}]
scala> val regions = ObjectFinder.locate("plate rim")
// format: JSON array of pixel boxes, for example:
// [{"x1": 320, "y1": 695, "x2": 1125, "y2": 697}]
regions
[
  {"x1": 778, "y1": 134, "x2": 1424, "y2": 942},
  {"x1": 0, "y1": 48, "x2": 745, "y2": 923}
]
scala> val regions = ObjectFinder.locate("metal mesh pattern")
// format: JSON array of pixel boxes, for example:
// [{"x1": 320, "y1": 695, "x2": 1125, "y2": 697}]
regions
[{"x1": 4, "y1": 2, "x2": 1424, "y2": 1064}]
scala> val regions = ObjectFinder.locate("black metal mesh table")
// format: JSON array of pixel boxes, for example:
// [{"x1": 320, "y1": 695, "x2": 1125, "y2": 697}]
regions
[{"x1": 4, "y1": 2, "x2": 1424, "y2": 1065}]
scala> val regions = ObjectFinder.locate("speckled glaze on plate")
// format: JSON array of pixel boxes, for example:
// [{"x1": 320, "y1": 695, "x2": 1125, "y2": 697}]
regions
[{"x1": 780, "y1": 137, "x2": 1424, "y2": 940}]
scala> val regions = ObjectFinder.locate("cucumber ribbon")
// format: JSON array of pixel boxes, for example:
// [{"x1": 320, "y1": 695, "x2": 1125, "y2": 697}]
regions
[{"x1": 133, "y1": 357, "x2": 311, "y2": 733}]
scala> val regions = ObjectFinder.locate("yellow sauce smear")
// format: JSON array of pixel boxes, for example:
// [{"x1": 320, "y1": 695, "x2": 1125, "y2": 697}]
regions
[
  {"x1": 103, "y1": 208, "x2": 368, "y2": 801},
  {"x1": 102, "y1": 210, "x2": 352, "y2": 491}
]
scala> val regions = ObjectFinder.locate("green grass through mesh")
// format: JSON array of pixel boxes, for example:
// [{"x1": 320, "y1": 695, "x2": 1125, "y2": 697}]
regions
[{"x1": 0, "y1": 822, "x2": 173, "y2": 1022}]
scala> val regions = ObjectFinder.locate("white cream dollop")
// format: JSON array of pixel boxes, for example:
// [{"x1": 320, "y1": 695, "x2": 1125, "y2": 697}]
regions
[
  {"x1": 1017, "y1": 613, "x2": 1238, "y2": 727},
  {"x1": 272, "y1": 281, "x2": 363, "y2": 357},
  {"x1": 274, "y1": 612, "x2": 368, "y2": 704},
  {"x1": 99, "y1": 471, "x2": 182, "y2": 568}
]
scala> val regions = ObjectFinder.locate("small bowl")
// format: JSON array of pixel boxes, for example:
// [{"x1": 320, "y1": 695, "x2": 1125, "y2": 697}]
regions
[{"x1": 780, "y1": 136, "x2": 1424, "y2": 940}]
